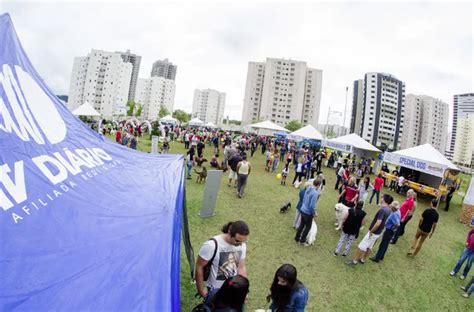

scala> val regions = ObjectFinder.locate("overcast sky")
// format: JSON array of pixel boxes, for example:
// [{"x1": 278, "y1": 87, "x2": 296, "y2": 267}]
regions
[{"x1": 2, "y1": 0, "x2": 473, "y2": 127}]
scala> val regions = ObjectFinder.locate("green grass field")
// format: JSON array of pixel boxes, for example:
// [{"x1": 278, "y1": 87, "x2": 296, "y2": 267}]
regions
[{"x1": 110, "y1": 135, "x2": 473, "y2": 310}]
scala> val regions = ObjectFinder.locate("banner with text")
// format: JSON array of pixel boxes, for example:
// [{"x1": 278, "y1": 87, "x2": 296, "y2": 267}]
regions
[
  {"x1": 383, "y1": 152, "x2": 446, "y2": 178},
  {"x1": 0, "y1": 13, "x2": 183, "y2": 311}
]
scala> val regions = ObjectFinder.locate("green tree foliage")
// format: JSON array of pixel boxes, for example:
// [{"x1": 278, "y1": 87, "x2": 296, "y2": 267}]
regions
[
  {"x1": 173, "y1": 109, "x2": 190, "y2": 123},
  {"x1": 136, "y1": 103, "x2": 143, "y2": 117},
  {"x1": 285, "y1": 120, "x2": 303, "y2": 132},
  {"x1": 126, "y1": 100, "x2": 136, "y2": 116},
  {"x1": 158, "y1": 105, "x2": 170, "y2": 118}
]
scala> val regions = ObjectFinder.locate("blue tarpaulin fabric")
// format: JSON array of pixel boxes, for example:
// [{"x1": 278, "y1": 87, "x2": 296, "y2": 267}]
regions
[{"x1": 0, "y1": 13, "x2": 183, "y2": 311}]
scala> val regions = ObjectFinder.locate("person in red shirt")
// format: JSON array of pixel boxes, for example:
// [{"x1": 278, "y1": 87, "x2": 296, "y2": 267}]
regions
[
  {"x1": 339, "y1": 177, "x2": 359, "y2": 208},
  {"x1": 391, "y1": 189, "x2": 417, "y2": 244},
  {"x1": 115, "y1": 129, "x2": 122, "y2": 143},
  {"x1": 369, "y1": 174, "x2": 384, "y2": 205},
  {"x1": 450, "y1": 217, "x2": 474, "y2": 280}
]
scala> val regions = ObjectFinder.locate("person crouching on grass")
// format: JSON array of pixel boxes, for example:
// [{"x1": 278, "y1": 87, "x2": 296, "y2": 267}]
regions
[
  {"x1": 267, "y1": 264, "x2": 308, "y2": 311},
  {"x1": 347, "y1": 194, "x2": 393, "y2": 267}
]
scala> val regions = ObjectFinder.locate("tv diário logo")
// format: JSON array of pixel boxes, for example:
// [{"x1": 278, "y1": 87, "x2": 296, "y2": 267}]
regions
[{"x1": 0, "y1": 64, "x2": 67, "y2": 144}]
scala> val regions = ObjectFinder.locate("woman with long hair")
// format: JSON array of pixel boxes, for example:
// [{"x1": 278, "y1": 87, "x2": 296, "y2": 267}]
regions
[
  {"x1": 205, "y1": 274, "x2": 249, "y2": 312},
  {"x1": 391, "y1": 189, "x2": 417, "y2": 244},
  {"x1": 267, "y1": 264, "x2": 308, "y2": 311}
]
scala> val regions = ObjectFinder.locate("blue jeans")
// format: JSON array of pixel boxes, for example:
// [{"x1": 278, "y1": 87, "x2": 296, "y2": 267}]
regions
[
  {"x1": 186, "y1": 162, "x2": 193, "y2": 178},
  {"x1": 370, "y1": 189, "x2": 380, "y2": 205},
  {"x1": 453, "y1": 248, "x2": 473, "y2": 277},
  {"x1": 465, "y1": 276, "x2": 474, "y2": 296}
]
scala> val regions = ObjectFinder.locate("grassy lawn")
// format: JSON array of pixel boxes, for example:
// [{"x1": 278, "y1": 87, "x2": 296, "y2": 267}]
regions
[{"x1": 109, "y1": 135, "x2": 473, "y2": 310}]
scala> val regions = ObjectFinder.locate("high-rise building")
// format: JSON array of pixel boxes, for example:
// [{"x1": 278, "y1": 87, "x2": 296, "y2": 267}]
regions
[
  {"x1": 67, "y1": 49, "x2": 132, "y2": 119},
  {"x1": 317, "y1": 124, "x2": 348, "y2": 138},
  {"x1": 151, "y1": 58, "x2": 177, "y2": 81},
  {"x1": 453, "y1": 113, "x2": 474, "y2": 168},
  {"x1": 350, "y1": 73, "x2": 406, "y2": 150},
  {"x1": 135, "y1": 77, "x2": 176, "y2": 121},
  {"x1": 401, "y1": 95, "x2": 449, "y2": 153},
  {"x1": 450, "y1": 93, "x2": 474, "y2": 152},
  {"x1": 117, "y1": 50, "x2": 141, "y2": 101},
  {"x1": 192, "y1": 89, "x2": 226, "y2": 126},
  {"x1": 241, "y1": 58, "x2": 322, "y2": 128}
]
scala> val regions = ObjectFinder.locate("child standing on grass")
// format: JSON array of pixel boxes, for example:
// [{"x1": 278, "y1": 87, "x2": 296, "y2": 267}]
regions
[
  {"x1": 265, "y1": 149, "x2": 272, "y2": 171},
  {"x1": 281, "y1": 164, "x2": 289, "y2": 186}
]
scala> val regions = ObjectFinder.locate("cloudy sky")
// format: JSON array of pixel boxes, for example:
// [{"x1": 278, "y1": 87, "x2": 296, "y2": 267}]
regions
[{"x1": 2, "y1": 0, "x2": 473, "y2": 127}]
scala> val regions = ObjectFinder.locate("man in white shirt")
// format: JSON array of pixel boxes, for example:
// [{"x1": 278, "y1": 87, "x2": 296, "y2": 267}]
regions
[{"x1": 195, "y1": 221, "x2": 249, "y2": 298}]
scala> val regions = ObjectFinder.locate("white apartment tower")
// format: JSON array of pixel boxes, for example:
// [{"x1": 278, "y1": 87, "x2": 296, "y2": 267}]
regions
[
  {"x1": 67, "y1": 49, "x2": 132, "y2": 119},
  {"x1": 350, "y1": 73, "x2": 406, "y2": 150},
  {"x1": 450, "y1": 93, "x2": 474, "y2": 152},
  {"x1": 453, "y1": 114, "x2": 474, "y2": 168},
  {"x1": 241, "y1": 58, "x2": 322, "y2": 128},
  {"x1": 192, "y1": 89, "x2": 226, "y2": 126},
  {"x1": 135, "y1": 77, "x2": 176, "y2": 121},
  {"x1": 401, "y1": 95, "x2": 449, "y2": 153}
]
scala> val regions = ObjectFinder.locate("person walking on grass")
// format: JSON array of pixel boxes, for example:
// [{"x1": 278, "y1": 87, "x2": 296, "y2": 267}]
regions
[
  {"x1": 292, "y1": 158, "x2": 305, "y2": 186},
  {"x1": 271, "y1": 150, "x2": 280, "y2": 173},
  {"x1": 450, "y1": 217, "x2": 474, "y2": 280},
  {"x1": 195, "y1": 221, "x2": 249, "y2": 299},
  {"x1": 391, "y1": 189, "x2": 417, "y2": 244},
  {"x1": 347, "y1": 194, "x2": 393, "y2": 267},
  {"x1": 407, "y1": 199, "x2": 439, "y2": 257},
  {"x1": 369, "y1": 174, "x2": 384, "y2": 205},
  {"x1": 370, "y1": 201, "x2": 401, "y2": 263},
  {"x1": 334, "y1": 201, "x2": 367, "y2": 257},
  {"x1": 295, "y1": 180, "x2": 321, "y2": 245},
  {"x1": 358, "y1": 176, "x2": 373, "y2": 204},
  {"x1": 267, "y1": 264, "x2": 308, "y2": 311},
  {"x1": 236, "y1": 155, "x2": 251, "y2": 198}
]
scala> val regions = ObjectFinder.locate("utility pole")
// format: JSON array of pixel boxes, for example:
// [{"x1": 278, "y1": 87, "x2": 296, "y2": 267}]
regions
[{"x1": 343, "y1": 86, "x2": 348, "y2": 133}]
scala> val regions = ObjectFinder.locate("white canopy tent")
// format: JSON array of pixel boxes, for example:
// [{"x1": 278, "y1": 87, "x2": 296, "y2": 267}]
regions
[
  {"x1": 249, "y1": 120, "x2": 289, "y2": 135},
  {"x1": 325, "y1": 133, "x2": 380, "y2": 153},
  {"x1": 72, "y1": 101, "x2": 100, "y2": 117},
  {"x1": 160, "y1": 115, "x2": 178, "y2": 125},
  {"x1": 189, "y1": 117, "x2": 204, "y2": 127},
  {"x1": 383, "y1": 144, "x2": 461, "y2": 197},
  {"x1": 288, "y1": 124, "x2": 324, "y2": 141},
  {"x1": 205, "y1": 122, "x2": 217, "y2": 128}
]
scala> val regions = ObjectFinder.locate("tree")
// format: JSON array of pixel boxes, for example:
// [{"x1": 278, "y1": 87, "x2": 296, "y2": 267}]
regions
[
  {"x1": 136, "y1": 103, "x2": 143, "y2": 117},
  {"x1": 285, "y1": 120, "x2": 303, "y2": 132},
  {"x1": 126, "y1": 100, "x2": 136, "y2": 116},
  {"x1": 158, "y1": 105, "x2": 170, "y2": 118},
  {"x1": 173, "y1": 109, "x2": 190, "y2": 123}
]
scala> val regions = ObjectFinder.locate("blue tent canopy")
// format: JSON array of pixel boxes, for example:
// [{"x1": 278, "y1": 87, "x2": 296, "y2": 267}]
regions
[{"x1": 0, "y1": 13, "x2": 183, "y2": 311}]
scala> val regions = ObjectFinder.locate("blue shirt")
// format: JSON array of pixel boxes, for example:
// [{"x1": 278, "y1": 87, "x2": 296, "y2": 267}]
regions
[
  {"x1": 296, "y1": 188, "x2": 306, "y2": 211},
  {"x1": 300, "y1": 187, "x2": 320, "y2": 216},
  {"x1": 270, "y1": 284, "x2": 309, "y2": 312},
  {"x1": 385, "y1": 209, "x2": 401, "y2": 231}
]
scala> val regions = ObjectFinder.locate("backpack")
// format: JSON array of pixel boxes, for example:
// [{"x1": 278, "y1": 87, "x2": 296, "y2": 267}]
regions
[{"x1": 203, "y1": 238, "x2": 218, "y2": 281}]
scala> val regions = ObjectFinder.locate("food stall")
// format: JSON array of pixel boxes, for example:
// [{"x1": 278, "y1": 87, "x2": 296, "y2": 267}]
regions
[{"x1": 382, "y1": 144, "x2": 461, "y2": 198}]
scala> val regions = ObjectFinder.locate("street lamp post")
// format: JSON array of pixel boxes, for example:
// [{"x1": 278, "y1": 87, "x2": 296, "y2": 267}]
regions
[{"x1": 326, "y1": 107, "x2": 342, "y2": 137}]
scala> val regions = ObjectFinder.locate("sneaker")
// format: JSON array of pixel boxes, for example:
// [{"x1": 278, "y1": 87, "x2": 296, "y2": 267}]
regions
[
  {"x1": 346, "y1": 261, "x2": 357, "y2": 267},
  {"x1": 333, "y1": 252, "x2": 339, "y2": 256},
  {"x1": 461, "y1": 286, "x2": 467, "y2": 291},
  {"x1": 460, "y1": 275, "x2": 466, "y2": 280},
  {"x1": 450, "y1": 271, "x2": 456, "y2": 276},
  {"x1": 342, "y1": 253, "x2": 348, "y2": 257},
  {"x1": 462, "y1": 293, "x2": 469, "y2": 298},
  {"x1": 369, "y1": 257, "x2": 379, "y2": 263}
]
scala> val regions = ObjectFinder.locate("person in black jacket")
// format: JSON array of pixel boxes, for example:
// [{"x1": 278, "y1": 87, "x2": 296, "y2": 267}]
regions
[{"x1": 334, "y1": 201, "x2": 367, "y2": 257}]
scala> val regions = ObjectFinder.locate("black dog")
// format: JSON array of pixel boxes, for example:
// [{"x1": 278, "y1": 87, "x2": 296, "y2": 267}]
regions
[{"x1": 280, "y1": 202, "x2": 291, "y2": 213}]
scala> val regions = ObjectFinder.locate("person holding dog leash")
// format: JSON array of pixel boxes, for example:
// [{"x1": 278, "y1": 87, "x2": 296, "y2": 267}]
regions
[{"x1": 295, "y1": 179, "x2": 322, "y2": 245}]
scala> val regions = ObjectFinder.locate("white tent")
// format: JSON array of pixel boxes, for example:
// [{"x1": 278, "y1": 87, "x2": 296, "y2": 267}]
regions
[
  {"x1": 189, "y1": 117, "x2": 204, "y2": 126},
  {"x1": 325, "y1": 133, "x2": 380, "y2": 153},
  {"x1": 383, "y1": 144, "x2": 459, "y2": 178},
  {"x1": 289, "y1": 124, "x2": 323, "y2": 141},
  {"x1": 72, "y1": 101, "x2": 100, "y2": 117},
  {"x1": 249, "y1": 120, "x2": 289, "y2": 133},
  {"x1": 205, "y1": 122, "x2": 217, "y2": 128},
  {"x1": 160, "y1": 115, "x2": 178, "y2": 124}
]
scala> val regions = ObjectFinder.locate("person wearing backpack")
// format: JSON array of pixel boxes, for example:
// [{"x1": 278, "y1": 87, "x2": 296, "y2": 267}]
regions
[{"x1": 195, "y1": 221, "x2": 250, "y2": 299}]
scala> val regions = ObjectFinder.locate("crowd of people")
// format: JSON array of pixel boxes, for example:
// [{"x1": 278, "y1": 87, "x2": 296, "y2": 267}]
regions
[{"x1": 177, "y1": 128, "x2": 473, "y2": 310}]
